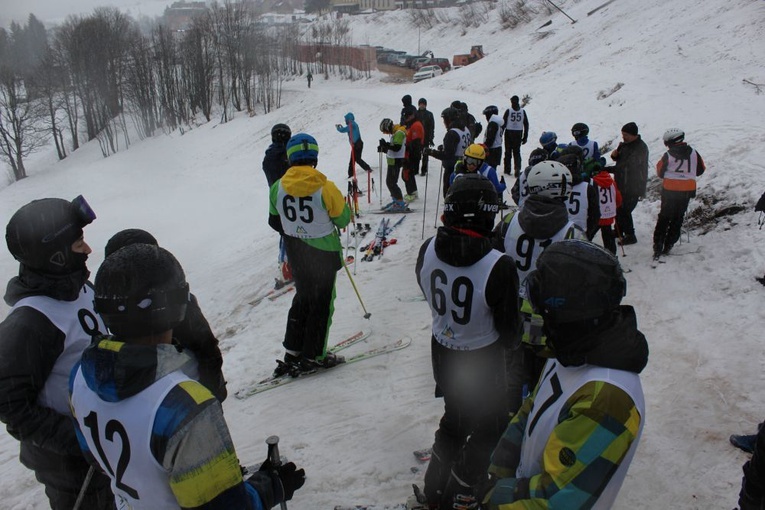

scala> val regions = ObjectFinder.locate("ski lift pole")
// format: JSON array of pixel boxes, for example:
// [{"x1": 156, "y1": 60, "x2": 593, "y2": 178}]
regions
[{"x1": 545, "y1": 0, "x2": 577, "y2": 23}]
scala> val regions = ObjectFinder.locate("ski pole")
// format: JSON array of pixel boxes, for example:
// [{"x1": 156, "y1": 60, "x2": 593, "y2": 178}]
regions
[
  {"x1": 421, "y1": 166, "x2": 429, "y2": 239},
  {"x1": 266, "y1": 436, "x2": 288, "y2": 510},
  {"x1": 72, "y1": 466, "x2": 94, "y2": 510},
  {"x1": 337, "y1": 233, "x2": 372, "y2": 319},
  {"x1": 379, "y1": 152, "x2": 383, "y2": 207},
  {"x1": 614, "y1": 222, "x2": 627, "y2": 257},
  {"x1": 433, "y1": 163, "x2": 444, "y2": 228}
]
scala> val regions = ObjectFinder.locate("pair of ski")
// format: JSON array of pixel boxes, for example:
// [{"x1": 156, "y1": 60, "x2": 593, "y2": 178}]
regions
[
  {"x1": 361, "y1": 216, "x2": 406, "y2": 261},
  {"x1": 248, "y1": 281, "x2": 295, "y2": 307},
  {"x1": 234, "y1": 330, "x2": 411, "y2": 398}
]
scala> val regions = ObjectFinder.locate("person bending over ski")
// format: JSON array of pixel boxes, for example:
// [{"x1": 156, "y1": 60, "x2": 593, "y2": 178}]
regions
[
  {"x1": 481, "y1": 239, "x2": 647, "y2": 509},
  {"x1": 70, "y1": 244, "x2": 305, "y2": 509},
  {"x1": 269, "y1": 133, "x2": 351, "y2": 376},
  {"x1": 415, "y1": 174, "x2": 523, "y2": 509}
]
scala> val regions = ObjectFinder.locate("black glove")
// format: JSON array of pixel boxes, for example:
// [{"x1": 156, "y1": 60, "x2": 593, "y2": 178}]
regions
[
  {"x1": 437, "y1": 144, "x2": 444, "y2": 152},
  {"x1": 378, "y1": 139, "x2": 389, "y2": 153},
  {"x1": 250, "y1": 459, "x2": 306, "y2": 507},
  {"x1": 521, "y1": 137, "x2": 527, "y2": 145}
]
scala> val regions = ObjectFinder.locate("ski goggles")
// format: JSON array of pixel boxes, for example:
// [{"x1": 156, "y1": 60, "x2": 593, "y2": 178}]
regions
[
  {"x1": 71, "y1": 195, "x2": 96, "y2": 227},
  {"x1": 464, "y1": 156, "x2": 482, "y2": 167}
]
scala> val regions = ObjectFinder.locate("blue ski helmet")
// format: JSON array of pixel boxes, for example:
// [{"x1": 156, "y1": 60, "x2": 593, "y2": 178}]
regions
[
  {"x1": 539, "y1": 131, "x2": 558, "y2": 149},
  {"x1": 286, "y1": 133, "x2": 319, "y2": 165}
]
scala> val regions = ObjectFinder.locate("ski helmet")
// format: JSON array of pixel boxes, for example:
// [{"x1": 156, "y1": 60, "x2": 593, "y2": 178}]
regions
[
  {"x1": 441, "y1": 107, "x2": 459, "y2": 123},
  {"x1": 557, "y1": 154, "x2": 585, "y2": 184},
  {"x1": 380, "y1": 118, "x2": 394, "y2": 133},
  {"x1": 286, "y1": 133, "x2": 319, "y2": 165},
  {"x1": 95, "y1": 244, "x2": 190, "y2": 339},
  {"x1": 663, "y1": 128, "x2": 685, "y2": 146},
  {"x1": 105, "y1": 228, "x2": 158, "y2": 258},
  {"x1": 6, "y1": 196, "x2": 96, "y2": 275},
  {"x1": 482, "y1": 105, "x2": 498, "y2": 118},
  {"x1": 271, "y1": 123, "x2": 292, "y2": 144},
  {"x1": 571, "y1": 122, "x2": 589, "y2": 140},
  {"x1": 539, "y1": 131, "x2": 558, "y2": 149},
  {"x1": 527, "y1": 239, "x2": 626, "y2": 324},
  {"x1": 464, "y1": 144, "x2": 486, "y2": 161},
  {"x1": 526, "y1": 161, "x2": 572, "y2": 200},
  {"x1": 443, "y1": 174, "x2": 499, "y2": 233},
  {"x1": 528, "y1": 148, "x2": 548, "y2": 167}
]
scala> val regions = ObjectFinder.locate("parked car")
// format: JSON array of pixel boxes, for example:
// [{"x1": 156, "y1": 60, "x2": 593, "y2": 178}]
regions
[
  {"x1": 413, "y1": 65, "x2": 443, "y2": 83},
  {"x1": 410, "y1": 56, "x2": 430, "y2": 69},
  {"x1": 416, "y1": 57, "x2": 452, "y2": 73}
]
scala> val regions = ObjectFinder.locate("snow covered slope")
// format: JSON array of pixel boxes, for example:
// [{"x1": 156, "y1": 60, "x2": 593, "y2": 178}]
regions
[{"x1": 1, "y1": 0, "x2": 765, "y2": 507}]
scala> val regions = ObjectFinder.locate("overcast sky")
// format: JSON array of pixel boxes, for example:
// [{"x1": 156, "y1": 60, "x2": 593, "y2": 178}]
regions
[{"x1": 0, "y1": 0, "x2": 171, "y2": 27}]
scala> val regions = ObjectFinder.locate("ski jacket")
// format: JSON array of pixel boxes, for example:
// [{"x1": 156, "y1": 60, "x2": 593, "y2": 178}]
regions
[
  {"x1": 430, "y1": 122, "x2": 470, "y2": 171},
  {"x1": 566, "y1": 180, "x2": 601, "y2": 240},
  {"x1": 336, "y1": 112, "x2": 362, "y2": 144},
  {"x1": 610, "y1": 136, "x2": 649, "y2": 198},
  {"x1": 484, "y1": 114, "x2": 504, "y2": 149},
  {"x1": 405, "y1": 119, "x2": 425, "y2": 167},
  {"x1": 416, "y1": 107, "x2": 436, "y2": 146},
  {"x1": 451, "y1": 161, "x2": 506, "y2": 195},
  {"x1": 510, "y1": 165, "x2": 533, "y2": 206},
  {"x1": 415, "y1": 227, "x2": 521, "y2": 350},
  {"x1": 385, "y1": 126, "x2": 407, "y2": 164},
  {"x1": 269, "y1": 165, "x2": 351, "y2": 252},
  {"x1": 657, "y1": 143, "x2": 705, "y2": 192},
  {"x1": 740, "y1": 420, "x2": 765, "y2": 508},
  {"x1": 70, "y1": 337, "x2": 277, "y2": 510},
  {"x1": 502, "y1": 107, "x2": 529, "y2": 140},
  {"x1": 591, "y1": 171, "x2": 622, "y2": 226},
  {"x1": 495, "y1": 197, "x2": 585, "y2": 297},
  {"x1": 0, "y1": 267, "x2": 106, "y2": 465},
  {"x1": 262, "y1": 142, "x2": 289, "y2": 187},
  {"x1": 485, "y1": 306, "x2": 648, "y2": 510}
]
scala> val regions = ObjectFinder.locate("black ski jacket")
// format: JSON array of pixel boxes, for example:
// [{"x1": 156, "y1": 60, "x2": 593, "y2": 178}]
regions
[
  {"x1": 611, "y1": 135, "x2": 649, "y2": 199},
  {"x1": 416, "y1": 227, "x2": 522, "y2": 348},
  {"x1": 262, "y1": 142, "x2": 289, "y2": 187},
  {"x1": 416, "y1": 108, "x2": 436, "y2": 147}
]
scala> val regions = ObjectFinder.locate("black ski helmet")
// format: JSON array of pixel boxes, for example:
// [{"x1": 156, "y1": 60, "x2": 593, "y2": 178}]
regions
[
  {"x1": 95, "y1": 244, "x2": 190, "y2": 339},
  {"x1": 571, "y1": 122, "x2": 590, "y2": 140},
  {"x1": 527, "y1": 239, "x2": 626, "y2": 324},
  {"x1": 441, "y1": 107, "x2": 459, "y2": 123},
  {"x1": 380, "y1": 118, "x2": 394, "y2": 133},
  {"x1": 443, "y1": 174, "x2": 499, "y2": 233},
  {"x1": 104, "y1": 228, "x2": 158, "y2": 258},
  {"x1": 482, "y1": 105, "x2": 499, "y2": 119},
  {"x1": 528, "y1": 148, "x2": 548, "y2": 167},
  {"x1": 271, "y1": 123, "x2": 292, "y2": 144},
  {"x1": 557, "y1": 145, "x2": 585, "y2": 184},
  {"x1": 6, "y1": 196, "x2": 96, "y2": 275}
]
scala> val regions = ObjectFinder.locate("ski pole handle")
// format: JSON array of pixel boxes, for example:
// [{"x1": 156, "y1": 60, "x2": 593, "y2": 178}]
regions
[{"x1": 266, "y1": 435, "x2": 289, "y2": 510}]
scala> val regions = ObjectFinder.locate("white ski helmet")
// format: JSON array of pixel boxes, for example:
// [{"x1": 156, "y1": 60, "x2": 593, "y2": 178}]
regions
[
  {"x1": 663, "y1": 128, "x2": 685, "y2": 146},
  {"x1": 526, "y1": 161, "x2": 572, "y2": 200}
]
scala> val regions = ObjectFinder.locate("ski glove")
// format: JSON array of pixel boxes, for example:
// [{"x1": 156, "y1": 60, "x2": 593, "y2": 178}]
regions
[
  {"x1": 378, "y1": 139, "x2": 390, "y2": 153},
  {"x1": 249, "y1": 459, "x2": 306, "y2": 507}
]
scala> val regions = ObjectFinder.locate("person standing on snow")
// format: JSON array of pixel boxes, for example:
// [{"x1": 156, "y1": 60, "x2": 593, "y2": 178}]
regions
[
  {"x1": 70, "y1": 243, "x2": 305, "y2": 510},
  {"x1": 103, "y1": 228, "x2": 228, "y2": 402},
  {"x1": 336, "y1": 112, "x2": 373, "y2": 196},
  {"x1": 502, "y1": 95, "x2": 529, "y2": 177},
  {"x1": 611, "y1": 122, "x2": 649, "y2": 246},
  {"x1": 400, "y1": 94, "x2": 414, "y2": 125},
  {"x1": 263, "y1": 123, "x2": 294, "y2": 286},
  {"x1": 426, "y1": 107, "x2": 471, "y2": 198},
  {"x1": 416, "y1": 98, "x2": 435, "y2": 176},
  {"x1": 378, "y1": 118, "x2": 409, "y2": 212},
  {"x1": 450, "y1": 143, "x2": 506, "y2": 197},
  {"x1": 539, "y1": 131, "x2": 565, "y2": 160},
  {"x1": 556, "y1": 146, "x2": 601, "y2": 241},
  {"x1": 652, "y1": 128, "x2": 706, "y2": 260},
  {"x1": 269, "y1": 133, "x2": 351, "y2": 376},
  {"x1": 482, "y1": 105, "x2": 504, "y2": 169},
  {"x1": 590, "y1": 167, "x2": 623, "y2": 255},
  {"x1": 415, "y1": 174, "x2": 523, "y2": 509},
  {"x1": 569, "y1": 122, "x2": 606, "y2": 178},
  {"x1": 402, "y1": 105, "x2": 424, "y2": 202},
  {"x1": 495, "y1": 161, "x2": 585, "y2": 383},
  {"x1": 306, "y1": 70, "x2": 313, "y2": 88},
  {"x1": 481, "y1": 239, "x2": 647, "y2": 510},
  {"x1": 510, "y1": 148, "x2": 548, "y2": 208},
  {"x1": 0, "y1": 196, "x2": 114, "y2": 509}
]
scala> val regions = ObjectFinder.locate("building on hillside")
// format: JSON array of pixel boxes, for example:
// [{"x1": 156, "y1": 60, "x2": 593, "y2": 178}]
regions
[
  {"x1": 164, "y1": 1, "x2": 208, "y2": 31},
  {"x1": 357, "y1": 0, "x2": 397, "y2": 10}
]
